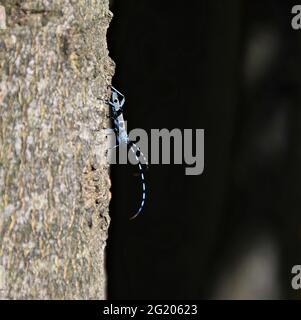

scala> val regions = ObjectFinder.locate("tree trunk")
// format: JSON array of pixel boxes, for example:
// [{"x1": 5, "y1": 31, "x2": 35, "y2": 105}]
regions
[{"x1": 0, "y1": 0, "x2": 114, "y2": 299}]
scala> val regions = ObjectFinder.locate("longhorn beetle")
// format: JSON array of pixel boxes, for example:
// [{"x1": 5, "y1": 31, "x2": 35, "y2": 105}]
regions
[{"x1": 104, "y1": 86, "x2": 148, "y2": 220}]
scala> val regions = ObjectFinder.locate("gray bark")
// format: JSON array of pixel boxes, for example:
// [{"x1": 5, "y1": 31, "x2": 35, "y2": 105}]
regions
[{"x1": 0, "y1": 0, "x2": 114, "y2": 299}]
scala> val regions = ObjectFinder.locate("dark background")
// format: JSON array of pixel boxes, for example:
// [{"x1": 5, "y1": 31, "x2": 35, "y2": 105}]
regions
[{"x1": 106, "y1": 0, "x2": 301, "y2": 299}]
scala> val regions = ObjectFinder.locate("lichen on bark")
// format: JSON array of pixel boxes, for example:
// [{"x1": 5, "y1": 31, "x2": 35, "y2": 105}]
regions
[{"x1": 0, "y1": 0, "x2": 115, "y2": 299}]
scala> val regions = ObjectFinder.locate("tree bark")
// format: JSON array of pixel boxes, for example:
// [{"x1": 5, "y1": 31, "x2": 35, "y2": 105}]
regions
[{"x1": 0, "y1": 0, "x2": 114, "y2": 299}]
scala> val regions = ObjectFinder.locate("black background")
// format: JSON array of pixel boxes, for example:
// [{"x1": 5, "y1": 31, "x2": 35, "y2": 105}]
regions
[{"x1": 106, "y1": 0, "x2": 301, "y2": 299}]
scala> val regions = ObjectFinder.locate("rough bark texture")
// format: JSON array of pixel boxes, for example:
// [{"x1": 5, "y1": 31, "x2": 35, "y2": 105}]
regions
[{"x1": 0, "y1": 0, "x2": 114, "y2": 299}]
